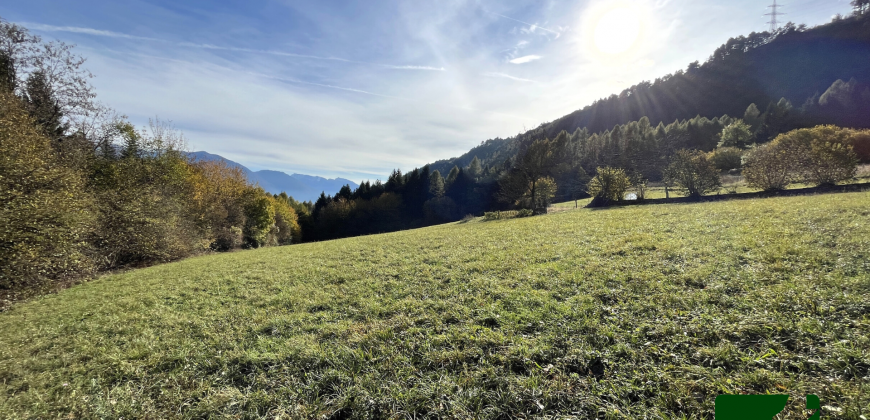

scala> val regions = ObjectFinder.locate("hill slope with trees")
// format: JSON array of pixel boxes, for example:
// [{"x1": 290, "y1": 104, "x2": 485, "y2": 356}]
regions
[{"x1": 430, "y1": 14, "x2": 870, "y2": 176}]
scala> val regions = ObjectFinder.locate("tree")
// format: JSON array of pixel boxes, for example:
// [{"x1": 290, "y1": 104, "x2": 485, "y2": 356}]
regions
[
  {"x1": 271, "y1": 196, "x2": 300, "y2": 245},
  {"x1": 718, "y1": 121, "x2": 753, "y2": 148},
  {"x1": 663, "y1": 150, "x2": 722, "y2": 197},
  {"x1": 743, "y1": 103, "x2": 762, "y2": 132},
  {"x1": 853, "y1": 0, "x2": 869, "y2": 15},
  {"x1": 0, "y1": 20, "x2": 97, "y2": 135},
  {"x1": 243, "y1": 189, "x2": 276, "y2": 248},
  {"x1": 0, "y1": 90, "x2": 94, "y2": 289},
  {"x1": 446, "y1": 165, "x2": 460, "y2": 186},
  {"x1": 0, "y1": 49, "x2": 13, "y2": 93},
  {"x1": 467, "y1": 156, "x2": 482, "y2": 179},
  {"x1": 23, "y1": 70, "x2": 67, "y2": 139},
  {"x1": 429, "y1": 169, "x2": 445, "y2": 198},
  {"x1": 586, "y1": 167, "x2": 632, "y2": 206},
  {"x1": 515, "y1": 176, "x2": 557, "y2": 211},
  {"x1": 498, "y1": 138, "x2": 558, "y2": 211}
]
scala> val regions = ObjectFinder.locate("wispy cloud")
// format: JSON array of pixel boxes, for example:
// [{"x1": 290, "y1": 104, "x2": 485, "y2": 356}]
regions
[
  {"x1": 251, "y1": 72, "x2": 412, "y2": 100},
  {"x1": 487, "y1": 12, "x2": 562, "y2": 36},
  {"x1": 23, "y1": 23, "x2": 160, "y2": 41},
  {"x1": 509, "y1": 55, "x2": 542, "y2": 64},
  {"x1": 389, "y1": 65, "x2": 447, "y2": 71},
  {"x1": 482, "y1": 72, "x2": 537, "y2": 83},
  {"x1": 22, "y1": 22, "x2": 446, "y2": 71}
]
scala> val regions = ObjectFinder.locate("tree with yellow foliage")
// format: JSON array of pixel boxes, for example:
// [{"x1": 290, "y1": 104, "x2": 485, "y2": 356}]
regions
[{"x1": 0, "y1": 91, "x2": 94, "y2": 290}]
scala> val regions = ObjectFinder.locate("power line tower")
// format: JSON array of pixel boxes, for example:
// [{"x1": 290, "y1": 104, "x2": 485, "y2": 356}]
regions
[{"x1": 765, "y1": 0, "x2": 785, "y2": 33}]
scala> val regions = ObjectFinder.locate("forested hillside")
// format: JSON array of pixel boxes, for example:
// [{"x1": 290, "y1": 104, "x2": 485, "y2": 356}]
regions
[{"x1": 430, "y1": 15, "x2": 870, "y2": 176}]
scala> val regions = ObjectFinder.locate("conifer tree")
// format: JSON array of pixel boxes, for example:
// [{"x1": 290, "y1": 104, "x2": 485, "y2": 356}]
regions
[
  {"x1": 23, "y1": 70, "x2": 67, "y2": 139},
  {"x1": 467, "y1": 156, "x2": 482, "y2": 179},
  {"x1": 446, "y1": 165, "x2": 460, "y2": 186},
  {"x1": 429, "y1": 170, "x2": 445, "y2": 198}
]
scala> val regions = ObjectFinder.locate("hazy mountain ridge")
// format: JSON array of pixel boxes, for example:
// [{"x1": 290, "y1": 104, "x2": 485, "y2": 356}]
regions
[{"x1": 188, "y1": 151, "x2": 358, "y2": 202}]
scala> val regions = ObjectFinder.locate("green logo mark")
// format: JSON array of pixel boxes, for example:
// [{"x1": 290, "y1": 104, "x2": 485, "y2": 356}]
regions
[{"x1": 715, "y1": 394, "x2": 820, "y2": 419}]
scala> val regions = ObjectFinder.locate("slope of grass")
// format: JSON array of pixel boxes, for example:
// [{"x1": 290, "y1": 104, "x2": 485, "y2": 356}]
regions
[{"x1": 1, "y1": 192, "x2": 869, "y2": 419}]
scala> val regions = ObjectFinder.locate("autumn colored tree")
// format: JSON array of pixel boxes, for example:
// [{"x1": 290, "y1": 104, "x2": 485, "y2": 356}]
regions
[{"x1": 0, "y1": 91, "x2": 94, "y2": 290}]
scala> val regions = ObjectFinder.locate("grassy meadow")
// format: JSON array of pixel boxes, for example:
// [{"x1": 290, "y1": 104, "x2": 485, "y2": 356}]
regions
[{"x1": 1, "y1": 192, "x2": 869, "y2": 419}]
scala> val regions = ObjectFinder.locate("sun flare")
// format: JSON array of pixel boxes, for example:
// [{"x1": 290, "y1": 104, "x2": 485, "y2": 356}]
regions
[
  {"x1": 594, "y1": 7, "x2": 643, "y2": 55},
  {"x1": 582, "y1": 1, "x2": 651, "y2": 61}
]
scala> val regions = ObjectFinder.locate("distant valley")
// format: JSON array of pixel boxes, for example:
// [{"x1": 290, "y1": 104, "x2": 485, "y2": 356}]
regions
[{"x1": 188, "y1": 151, "x2": 359, "y2": 202}]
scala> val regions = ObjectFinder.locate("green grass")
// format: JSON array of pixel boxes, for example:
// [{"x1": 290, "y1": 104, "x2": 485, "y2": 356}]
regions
[{"x1": 2, "y1": 192, "x2": 869, "y2": 419}]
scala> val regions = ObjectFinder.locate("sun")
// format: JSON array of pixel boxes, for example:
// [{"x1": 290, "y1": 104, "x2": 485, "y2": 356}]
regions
[
  {"x1": 581, "y1": 1, "x2": 651, "y2": 61},
  {"x1": 593, "y1": 7, "x2": 643, "y2": 55}
]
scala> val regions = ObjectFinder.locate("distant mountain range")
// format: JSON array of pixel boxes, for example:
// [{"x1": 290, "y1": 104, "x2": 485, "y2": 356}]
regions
[{"x1": 188, "y1": 151, "x2": 358, "y2": 202}]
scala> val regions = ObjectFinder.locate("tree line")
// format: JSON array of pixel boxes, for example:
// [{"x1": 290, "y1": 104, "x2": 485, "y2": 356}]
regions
[{"x1": 302, "y1": 105, "x2": 868, "y2": 240}]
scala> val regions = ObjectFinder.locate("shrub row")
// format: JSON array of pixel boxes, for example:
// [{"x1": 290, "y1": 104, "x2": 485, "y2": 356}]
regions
[
  {"x1": 743, "y1": 125, "x2": 861, "y2": 191},
  {"x1": 483, "y1": 209, "x2": 533, "y2": 221}
]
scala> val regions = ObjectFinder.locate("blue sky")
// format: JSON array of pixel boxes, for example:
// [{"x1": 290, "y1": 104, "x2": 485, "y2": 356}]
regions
[{"x1": 3, "y1": 0, "x2": 853, "y2": 181}]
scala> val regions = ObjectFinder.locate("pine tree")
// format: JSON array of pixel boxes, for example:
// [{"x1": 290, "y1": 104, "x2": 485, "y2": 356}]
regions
[
  {"x1": 743, "y1": 103, "x2": 762, "y2": 131},
  {"x1": 467, "y1": 156, "x2": 482, "y2": 179},
  {"x1": 23, "y1": 71, "x2": 67, "y2": 139},
  {"x1": 429, "y1": 170, "x2": 445, "y2": 198},
  {"x1": 0, "y1": 50, "x2": 14, "y2": 93},
  {"x1": 446, "y1": 165, "x2": 460, "y2": 186}
]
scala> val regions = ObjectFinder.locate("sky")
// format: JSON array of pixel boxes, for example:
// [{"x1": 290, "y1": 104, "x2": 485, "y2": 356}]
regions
[{"x1": 2, "y1": 0, "x2": 854, "y2": 181}]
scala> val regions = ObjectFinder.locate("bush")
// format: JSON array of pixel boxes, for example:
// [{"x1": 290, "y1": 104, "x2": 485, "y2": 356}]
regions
[
  {"x1": 0, "y1": 92, "x2": 94, "y2": 290},
  {"x1": 742, "y1": 143, "x2": 793, "y2": 191},
  {"x1": 707, "y1": 147, "x2": 744, "y2": 171},
  {"x1": 772, "y1": 125, "x2": 858, "y2": 186},
  {"x1": 587, "y1": 167, "x2": 631, "y2": 204},
  {"x1": 483, "y1": 210, "x2": 523, "y2": 221},
  {"x1": 847, "y1": 129, "x2": 870, "y2": 163},
  {"x1": 663, "y1": 150, "x2": 722, "y2": 197}
]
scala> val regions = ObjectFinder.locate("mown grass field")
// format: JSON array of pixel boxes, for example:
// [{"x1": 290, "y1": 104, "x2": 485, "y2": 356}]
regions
[{"x1": 2, "y1": 192, "x2": 869, "y2": 419}]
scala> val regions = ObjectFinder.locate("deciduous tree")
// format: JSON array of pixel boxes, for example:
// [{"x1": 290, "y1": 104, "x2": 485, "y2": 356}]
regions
[{"x1": 663, "y1": 150, "x2": 721, "y2": 197}]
